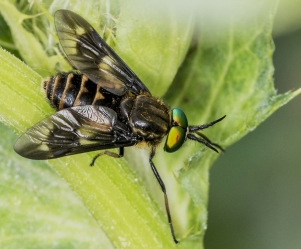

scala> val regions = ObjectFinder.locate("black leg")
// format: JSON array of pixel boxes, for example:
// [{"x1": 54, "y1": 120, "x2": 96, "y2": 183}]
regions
[
  {"x1": 149, "y1": 147, "x2": 179, "y2": 244},
  {"x1": 90, "y1": 147, "x2": 124, "y2": 166}
]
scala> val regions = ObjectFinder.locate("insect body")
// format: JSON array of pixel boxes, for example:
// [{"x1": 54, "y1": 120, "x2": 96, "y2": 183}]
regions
[
  {"x1": 14, "y1": 10, "x2": 225, "y2": 243},
  {"x1": 44, "y1": 73, "x2": 122, "y2": 111}
]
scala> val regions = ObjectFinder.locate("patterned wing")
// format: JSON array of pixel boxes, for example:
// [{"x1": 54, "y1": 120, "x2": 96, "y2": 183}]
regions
[
  {"x1": 14, "y1": 106, "x2": 136, "y2": 160},
  {"x1": 54, "y1": 9, "x2": 150, "y2": 96}
]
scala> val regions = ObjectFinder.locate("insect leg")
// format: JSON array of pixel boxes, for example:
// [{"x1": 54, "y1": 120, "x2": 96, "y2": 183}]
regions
[
  {"x1": 90, "y1": 147, "x2": 124, "y2": 166},
  {"x1": 149, "y1": 147, "x2": 179, "y2": 244}
]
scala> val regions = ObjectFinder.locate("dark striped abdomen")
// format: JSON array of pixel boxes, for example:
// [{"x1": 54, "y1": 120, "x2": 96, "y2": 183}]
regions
[{"x1": 43, "y1": 73, "x2": 121, "y2": 111}]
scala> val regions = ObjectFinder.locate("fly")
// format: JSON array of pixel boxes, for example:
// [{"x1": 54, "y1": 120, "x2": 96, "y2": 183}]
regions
[{"x1": 14, "y1": 9, "x2": 225, "y2": 243}]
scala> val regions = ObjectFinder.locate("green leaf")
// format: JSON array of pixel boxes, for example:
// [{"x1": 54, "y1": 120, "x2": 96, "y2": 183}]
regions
[
  {"x1": 0, "y1": 122, "x2": 114, "y2": 249},
  {"x1": 0, "y1": 0, "x2": 70, "y2": 77},
  {"x1": 0, "y1": 45, "x2": 178, "y2": 248},
  {"x1": 124, "y1": 0, "x2": 301, "y2": 247},
  {"x1": 115, "y1": 1, "x2": 194, "y2": 95},
  {"x1": 0, "y1": 1, "x2": 193, "y2": 248},
  {"x1": 0, "y1": 1, "x2": 300, "y2": 249}
]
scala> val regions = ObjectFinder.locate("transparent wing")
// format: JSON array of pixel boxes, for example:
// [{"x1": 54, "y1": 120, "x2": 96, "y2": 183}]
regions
[
  {"x1": 54, "y1": 9, "x2": 150, "y2": 96},
  {"x1": 14, "y1": 106, "x2": 135, "y2": 159}
]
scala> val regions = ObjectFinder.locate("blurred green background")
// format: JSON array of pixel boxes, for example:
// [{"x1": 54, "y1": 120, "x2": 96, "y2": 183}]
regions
[{"x1": 205, "y1": 27, "x2": 301, "y2": 249}]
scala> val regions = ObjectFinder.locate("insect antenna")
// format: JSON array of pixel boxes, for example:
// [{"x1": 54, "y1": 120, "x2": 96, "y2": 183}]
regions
[
  {"x1": 188, "y1": 115, "x2": 226, "y2": 132},
  {"x1": 194, "y1": 131, "x2": 225, "y2": 152},
  {"x1": 187, "y1": 115, "x2": 226, "y2": 153},
  {"x1": 187, "y1": 133, "x2": 219, "y2": 153}
]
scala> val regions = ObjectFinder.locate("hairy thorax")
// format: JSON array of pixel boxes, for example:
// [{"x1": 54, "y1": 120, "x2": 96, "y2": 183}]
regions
[{"x1": 120, "y1": 94, "x2": 171, "y2": 145}]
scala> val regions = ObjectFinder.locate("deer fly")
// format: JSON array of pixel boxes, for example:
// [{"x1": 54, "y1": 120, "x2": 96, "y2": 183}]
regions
[{"x1": 14, "y1": 9, "x2": 225, "y2": 243}]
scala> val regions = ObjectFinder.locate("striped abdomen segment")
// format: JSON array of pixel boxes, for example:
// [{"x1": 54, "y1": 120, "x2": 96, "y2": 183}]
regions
[{"x1": 43, "y1": 73, "x2": 121, "y2": 111}]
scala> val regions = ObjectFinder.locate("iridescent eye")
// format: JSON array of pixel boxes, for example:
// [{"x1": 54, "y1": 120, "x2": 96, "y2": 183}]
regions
[
  {"x1": 164, "y1": 126, "x2": 186, "y2": 153},
  {"x1": 172, "y1": 108, "x2": 188, "y2": 128}
]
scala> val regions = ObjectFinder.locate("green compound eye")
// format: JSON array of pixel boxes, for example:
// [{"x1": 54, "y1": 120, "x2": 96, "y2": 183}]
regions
[
  {"x1": 172, "y1": 108, "x2": 188, "y2": 128},
  {"x1": 164, "y1": 126, "x2": 186, "y2": 153}
]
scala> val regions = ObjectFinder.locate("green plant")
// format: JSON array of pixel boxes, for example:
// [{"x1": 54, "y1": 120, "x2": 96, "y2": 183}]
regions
[{"x1": 0, "y1": 1, "x2": 300, "y2": 248}]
